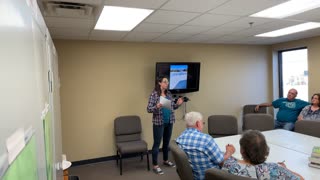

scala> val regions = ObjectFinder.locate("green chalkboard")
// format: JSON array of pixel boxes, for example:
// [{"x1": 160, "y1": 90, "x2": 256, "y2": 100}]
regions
[
  {"x1": 2, "y1": 136, "x2": 38, "y2": 180},
  {"x1": 43, "y1": 112, "x2": 53, "y2": 180}
]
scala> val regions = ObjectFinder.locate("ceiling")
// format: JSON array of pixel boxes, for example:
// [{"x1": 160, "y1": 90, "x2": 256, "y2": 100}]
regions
[{"x1": 38, "y1": 0, "x2": 320, "y2": 45}]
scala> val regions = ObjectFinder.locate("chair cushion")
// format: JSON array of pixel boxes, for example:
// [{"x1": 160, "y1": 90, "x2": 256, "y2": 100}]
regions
[
  {"x1": 116, "y1": 133, "x2": 141, "y2": 143},
  {"x1": 117, "y1": 140, "x2": 147, "y2": 154}
]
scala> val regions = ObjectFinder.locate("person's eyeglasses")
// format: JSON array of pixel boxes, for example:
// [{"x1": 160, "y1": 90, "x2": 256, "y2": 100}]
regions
[{"x1": 162, "y1": 81, "x2": 169, "y2": 84}]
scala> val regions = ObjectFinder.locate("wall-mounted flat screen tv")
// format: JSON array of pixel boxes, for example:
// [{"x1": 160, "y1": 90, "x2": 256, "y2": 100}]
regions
[{"x1": 155, "y1": 62, "x2": 200, "y2": 94}]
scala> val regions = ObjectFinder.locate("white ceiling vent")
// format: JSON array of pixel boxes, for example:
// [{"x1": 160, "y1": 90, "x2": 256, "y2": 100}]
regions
[{"x1": 44, "y1": 1, "x2": 94, "y2": 18}]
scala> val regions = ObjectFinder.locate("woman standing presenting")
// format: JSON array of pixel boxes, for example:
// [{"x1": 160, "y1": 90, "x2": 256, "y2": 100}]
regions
[{"x1": 147, "y1": 76, "x2": 183, "y2": 175}]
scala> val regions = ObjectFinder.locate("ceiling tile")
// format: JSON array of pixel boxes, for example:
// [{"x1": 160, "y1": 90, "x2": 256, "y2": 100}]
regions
[
  {"x1": 104, "y1": 0, "x2": 168, "y2": 9},
  {"x1": 210, "y1": 0, "x2": 288, "y2": 16},
  {"x1": 221, "y1": 17, "x2": 272, "y2": 28},
  {"x1": 89, "y1": 30, "x2": 128, "y2": 41},
  {"x1": 214, "y1": 34, "x2": 244, "y2": 41},
  {"x1": 45, "y1": 17, "x2": 95, "y2": 29},
  {"x1": 285, "y1": 8, "x2": 320, "y2": 22},
  {"x1": 169, "y1": 25, "x2": 212, "y2": 34},
  {"x1": 145, "y1": 10, "x2": 200, "y2": 25},
  {"x1": 133, "y1": 23, "x2": 178, "y2": 33},
  {"x1": 203, "y1": 26, "x2": 246, "y2": 35},
  {"x1": 186, "y1": 14, "x2": 240, "y2": 27},
  {"x1": 204, "y1": 39, "x2": 232, "y2": 44},
  {"x1": 52, "y1": 36, "x2": 90, "y2": 40},
  {"x1": 41, "y1": 0, "x2": 103, "y2": 6},
  {"x1": 122, "y1": 32, "x2": 162, "y2": 41},
  {"x1": 49, "y1": 27, "x2": 91, "y2": 37},
  {"x1": 232, "y1": 28, "x2": 268, "y2": 37},
  {"x1": 152, "y1": 33, "x2": 190, "y2": 42},
  {"x1": 181, "y1": 34, "x2": 220, "y2": 43},
  {"x1": 161, "y1": 0, "x2": 228, "y2": 13},
  {"x1": 253, "y1": 20, "x2": 303, "y2": 32},
  {"x1": 238, "y1": 36, "x2": 267, "y2": 42}
]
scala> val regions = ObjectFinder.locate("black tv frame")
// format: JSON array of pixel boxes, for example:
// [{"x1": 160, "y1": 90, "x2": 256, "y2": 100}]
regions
[{"x1": 155, "y1": 62, "x2": 200, "y2": 94}]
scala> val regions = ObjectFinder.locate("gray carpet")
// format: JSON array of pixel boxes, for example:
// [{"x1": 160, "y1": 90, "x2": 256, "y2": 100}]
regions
[{"x1": 69, "y1": 153, "x2": 180, "y2": 180}]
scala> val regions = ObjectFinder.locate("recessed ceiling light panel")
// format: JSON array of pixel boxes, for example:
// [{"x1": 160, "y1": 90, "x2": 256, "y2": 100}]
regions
[
  {"x1": 256, "y1": 22, "x2": 320, "y2": 37},
  {"x1": 94, "y1": 6, "x2": 153, "y2": 31},
  {"x1": 251, "y1": 0, "x2": 320, "y2": 18}
]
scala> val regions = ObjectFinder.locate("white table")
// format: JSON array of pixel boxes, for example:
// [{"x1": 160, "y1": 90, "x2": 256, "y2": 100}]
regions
[
  {"x1": 262, "y1": 129, "x2": 320, "y2": 155},
  {"x1": 214, "y1": 130, "x2": 320, "y2": 180}
]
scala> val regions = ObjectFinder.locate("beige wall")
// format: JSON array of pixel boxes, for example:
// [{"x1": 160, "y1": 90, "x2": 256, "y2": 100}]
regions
[
  {"x1": 272, "y1": 36, "x2": 320, "y2": 98},
  {"x1": 55, "y1": 40, "x2": 272, "y2": 161}
]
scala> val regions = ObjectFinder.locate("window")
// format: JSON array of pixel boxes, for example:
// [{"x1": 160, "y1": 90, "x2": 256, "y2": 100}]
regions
[{"x1": 279, "y1": 48, "x2": 308, "y2": 101}]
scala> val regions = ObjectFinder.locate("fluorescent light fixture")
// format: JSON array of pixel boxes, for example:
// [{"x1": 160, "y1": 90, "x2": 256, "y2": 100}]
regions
[
  {"x1": 94, "y1": 6, "x2": 153, "y2": 31},
  {"x1": 251, "y1": 0, "x2": 320, "y2": 18},
  {"x1": 256, "y1": 22, "x2": 320, "y2": 37}
]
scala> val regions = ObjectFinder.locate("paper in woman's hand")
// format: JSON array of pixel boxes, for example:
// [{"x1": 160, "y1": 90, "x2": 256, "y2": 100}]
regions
[{"x1": 160, "y1": 96, "x2": 171, "y2": 109}]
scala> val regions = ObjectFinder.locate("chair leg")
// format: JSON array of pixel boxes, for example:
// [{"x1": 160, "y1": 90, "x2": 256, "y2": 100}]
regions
[
  {"x1": 116, "y1": 151, "x2": 119, "y2": 166},
  {"x1": 146, "y1": 151, "x2": 150, "y2": 171},
  {"x1": 120, "y1": 154, "x2": 122, "y2": 175}
]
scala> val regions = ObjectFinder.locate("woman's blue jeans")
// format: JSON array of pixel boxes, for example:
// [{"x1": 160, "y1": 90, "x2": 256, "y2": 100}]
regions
[{"x1": 152, "y1": 123, "x2": 173, "y2": 166}]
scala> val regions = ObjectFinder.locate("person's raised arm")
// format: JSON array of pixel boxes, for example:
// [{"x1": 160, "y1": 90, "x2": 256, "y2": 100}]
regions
[
  {"x1": 223, "y1": 144, "x2": 235, "y2": 160},
  {"x1": 255, "y1": 103, "x2": 273, "y2": 112},
  {"x1": 173, "y1": 97, "x2": 183, "y2": 109},
  {"x1": 219, "y1": 144, "x2": 235, "y2": 167}
]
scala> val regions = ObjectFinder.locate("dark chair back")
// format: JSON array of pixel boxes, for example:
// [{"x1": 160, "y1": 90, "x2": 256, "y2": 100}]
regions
[
  {"x1": 295, "y1": 120, "x2": 320, "y2": 138},
  {"x1": 243, "y1": 104, "x2": 266, "y2": 115},
  {"x1": 208, "y1": 115, "x2": 238, "y2": 138},
  {"x1": 114, "y1": 115, "x2": 142, "y2": 143},
  {"x1": 243, "y1": 114, "x2": 274, "y2": 131},
  {"x1": 169, "y1": 140, "x2": 194, "y2": 180},
  {"x1": 205, "y1": 168, "x2": 251, "y2": 180},
  {"x1": 243, "y1": 104, "x2": 267, "y2": 130}
]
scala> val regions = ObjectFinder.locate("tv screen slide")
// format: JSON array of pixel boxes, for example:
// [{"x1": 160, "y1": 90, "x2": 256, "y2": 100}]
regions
[{"x1": 169, "y1": 65, "x2": 188, "y2": 90}]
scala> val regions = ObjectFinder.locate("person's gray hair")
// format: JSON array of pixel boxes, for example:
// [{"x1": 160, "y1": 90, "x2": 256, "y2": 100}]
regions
[{"x1": 184, "y1": 112, "x2": 203, "y2": 126}]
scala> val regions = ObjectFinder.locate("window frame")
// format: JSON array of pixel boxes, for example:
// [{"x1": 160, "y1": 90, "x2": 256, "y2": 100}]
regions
[{"x1": 278, "y1": 47, "x2": 307, "y2": 98}]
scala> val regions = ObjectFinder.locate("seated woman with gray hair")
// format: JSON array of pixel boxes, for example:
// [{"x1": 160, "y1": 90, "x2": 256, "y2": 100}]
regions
[{"x1": 222, "y1": 130, "x2": 304, "y2": 180}]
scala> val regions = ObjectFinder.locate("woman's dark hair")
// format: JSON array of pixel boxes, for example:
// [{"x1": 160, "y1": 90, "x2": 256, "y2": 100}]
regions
[
  {"x1": 240, "y1": 130, "x2": 269, "y2": 165},
  {"x1": 311, "y1": 93, "x2": 320, "y2": 107},
  {"x1": 154, "y1": 76, "x2": 168, "y2": 96}
]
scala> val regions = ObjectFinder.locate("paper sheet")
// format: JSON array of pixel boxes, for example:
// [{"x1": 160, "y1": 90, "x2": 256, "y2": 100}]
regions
[
  {"x1": 160, "y1": 96, "x2": 171, "y2": 109},
  {"x1": 6, "y1": 128, "x2": 25, "y2": 164}
]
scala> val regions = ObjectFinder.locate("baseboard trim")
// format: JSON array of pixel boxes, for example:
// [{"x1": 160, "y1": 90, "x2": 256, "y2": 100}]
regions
[{"x1": 71, "y1": 149, "x2": 160, "y2": 167}]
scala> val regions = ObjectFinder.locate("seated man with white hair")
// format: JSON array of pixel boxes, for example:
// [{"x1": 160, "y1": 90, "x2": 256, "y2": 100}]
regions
[{"x1": 176, "y1": 111, "x2": 235, "y2": 180}]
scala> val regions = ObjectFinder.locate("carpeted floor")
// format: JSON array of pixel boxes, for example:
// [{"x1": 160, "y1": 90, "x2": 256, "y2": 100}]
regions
[{"x1": 68, "y1": 153, "x2": 180, "y2": 180}]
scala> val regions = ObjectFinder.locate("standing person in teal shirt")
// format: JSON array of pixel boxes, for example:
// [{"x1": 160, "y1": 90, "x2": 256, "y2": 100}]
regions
[
  {"x1": 147, "y1": 76, "x2": 184, "y2": 175},
  {"x1": 255, "y1": 88, "x2": 309, "y2": 131}
]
